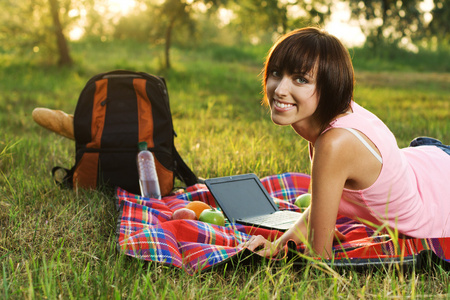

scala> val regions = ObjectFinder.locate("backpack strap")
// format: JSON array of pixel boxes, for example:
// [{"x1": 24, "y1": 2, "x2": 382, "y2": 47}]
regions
[
  {"x1": 173, "y1": 147, "x2": 199, "y2": 186},
  {"x1": 54, "y1": 152, "x2": 200, "y2": 190},
  {"x1": 51, "y1": 166, "x2": 74, "y2": 189}
]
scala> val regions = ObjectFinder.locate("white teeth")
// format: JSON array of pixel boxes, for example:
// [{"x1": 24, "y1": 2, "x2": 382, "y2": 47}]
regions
[{"x1": 274, "y1": 100, "x2": 294, "y2": 109}]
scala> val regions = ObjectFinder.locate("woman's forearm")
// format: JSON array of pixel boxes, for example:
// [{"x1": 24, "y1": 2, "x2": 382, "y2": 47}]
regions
[
  {"x1": 274, "y1": 206, "x2": 310, "y2": 248},
  {"x1": 274, "y1": 206, "x2": 333, "y2": 258}
]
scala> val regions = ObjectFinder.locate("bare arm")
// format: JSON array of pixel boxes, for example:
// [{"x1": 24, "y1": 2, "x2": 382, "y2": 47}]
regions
[
  {"x1": 307, "y1": 131, "x2": 349, "y2": 257},
  {"x1": 245, "y1": 129, "x2": 355, "y2": 258},
  {"x1": 243, "y1": 207, "x2": 310, "y2": 258}
]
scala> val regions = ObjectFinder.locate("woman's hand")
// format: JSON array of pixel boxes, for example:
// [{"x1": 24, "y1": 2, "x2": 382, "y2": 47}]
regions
[
  {"x1": 240, "y1": 227, "x2": 344, "y2": 259},
  {"x1": 240, "y1": 235, "x2": 281, "y2": 258}
]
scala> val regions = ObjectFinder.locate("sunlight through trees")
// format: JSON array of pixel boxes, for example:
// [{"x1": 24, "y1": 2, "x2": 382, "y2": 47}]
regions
[{"x1": 0, "y1": 0, "x2": 448, "y2": 67}]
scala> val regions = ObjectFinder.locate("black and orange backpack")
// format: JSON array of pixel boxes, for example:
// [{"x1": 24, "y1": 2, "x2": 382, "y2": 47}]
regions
[{"x1": 53, "y1": 70, "x2": 198, "y2": 196}]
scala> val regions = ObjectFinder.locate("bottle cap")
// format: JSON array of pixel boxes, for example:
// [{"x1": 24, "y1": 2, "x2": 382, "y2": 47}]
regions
[{"x1": 138, "y1": 141, "x2": 148, "y2": 151}]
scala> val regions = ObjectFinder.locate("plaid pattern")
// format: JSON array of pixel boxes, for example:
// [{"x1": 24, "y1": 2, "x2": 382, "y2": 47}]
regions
[{"x1": 116, "y1": 172, "x2": 450, "y2": 274}]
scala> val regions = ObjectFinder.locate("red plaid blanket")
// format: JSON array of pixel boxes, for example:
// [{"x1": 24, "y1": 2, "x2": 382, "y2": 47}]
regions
[{"x1": 116, "y1": 172, "x2": 450, "y2": 274}]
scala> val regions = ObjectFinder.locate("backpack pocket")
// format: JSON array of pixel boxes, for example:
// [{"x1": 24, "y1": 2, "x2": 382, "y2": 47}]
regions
[{"x1": 73, "y1": 147, "x2": 174, "y2": 196}]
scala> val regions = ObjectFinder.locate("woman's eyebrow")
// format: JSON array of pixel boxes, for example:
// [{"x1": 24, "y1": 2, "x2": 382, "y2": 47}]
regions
[{"x1": 292, "y1": 70, "x2": 313, "y2": 78}]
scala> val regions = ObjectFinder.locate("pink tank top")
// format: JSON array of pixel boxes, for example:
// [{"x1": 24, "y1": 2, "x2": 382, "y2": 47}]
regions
[{"x1": 324, "y1": 102, "x2": 450, "y2": 238}]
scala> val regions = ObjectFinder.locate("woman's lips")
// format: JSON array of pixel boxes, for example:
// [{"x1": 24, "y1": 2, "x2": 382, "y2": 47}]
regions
[{"x1": 273, "y1": 100, "x2": 296, "y2": 111}]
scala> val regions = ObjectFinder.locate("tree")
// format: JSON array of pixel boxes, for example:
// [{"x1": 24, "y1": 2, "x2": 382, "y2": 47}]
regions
[
  {"x1": 153, "y1": 0, "x2": 227, "y2": 69},
  {"x1": 160, "y1": 0, "x2": 192, "y2": 69},
  {"x1": 348, "y1": 0, "x2": 427, "y2": 49},
  {"x1": 424, "y1": 0, "x2": 450, "y2": 45},
  {"x1": 0, "y1": 0, "x2": 76, "y2": 66},
  {"x1": 0, "y1": 1, "x2": 47, "y2": 54},
  {"x1": 228, "y1": 0, "x2": 289, "y2": 44},
  {"x1": 49, "y1": 0, "x2": 73, "y2": 66},
  {"x1": 229, "y1": 0, "x2": 332, "y2": 44}
]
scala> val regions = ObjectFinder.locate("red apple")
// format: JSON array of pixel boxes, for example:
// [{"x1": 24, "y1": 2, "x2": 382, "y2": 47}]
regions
[
  {"x1": 199, "y1": 208, "x2": 225, "y2": 226},
  {"x1": 171, "y1": 208, "x2": 197, "y2": 220}
]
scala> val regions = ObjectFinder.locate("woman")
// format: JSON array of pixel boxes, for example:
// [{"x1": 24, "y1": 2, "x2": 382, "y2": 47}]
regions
[{"x1": 245, "y1": 27, "x2": 450, "y2": 259}]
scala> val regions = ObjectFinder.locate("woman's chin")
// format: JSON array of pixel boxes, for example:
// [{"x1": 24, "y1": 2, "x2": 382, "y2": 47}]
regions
[{"x1": 271, "y1": 115, "x2": 291, "y2": 126}]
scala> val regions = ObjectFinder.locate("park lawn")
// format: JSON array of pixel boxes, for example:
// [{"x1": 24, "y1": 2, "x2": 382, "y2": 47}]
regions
[{"x1": 0, "y1": 41, "x2": 449, "y2": 298}]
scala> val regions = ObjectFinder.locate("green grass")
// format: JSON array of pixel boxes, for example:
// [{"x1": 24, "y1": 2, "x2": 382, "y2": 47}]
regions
[
  {"x1": 1, "y1": 40, "x2": 450, "y2": 298},
  {"x1": 350, "y1": 44, "x2": 450, "y2": 72}
]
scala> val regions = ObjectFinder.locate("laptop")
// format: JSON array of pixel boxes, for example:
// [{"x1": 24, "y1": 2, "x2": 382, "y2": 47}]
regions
[{"x1": 205, "y1": 173, "x2": 303, "y2": 231}]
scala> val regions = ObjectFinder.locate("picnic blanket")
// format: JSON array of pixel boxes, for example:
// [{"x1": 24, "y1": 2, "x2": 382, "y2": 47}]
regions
[{"x1": 116, "y1": 172, "x2": 450, "y2": 274}]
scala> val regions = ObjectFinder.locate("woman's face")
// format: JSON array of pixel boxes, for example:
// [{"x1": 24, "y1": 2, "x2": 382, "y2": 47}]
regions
[{"x1": 265, "y1": 69, "x2": 319, "y2": 132}]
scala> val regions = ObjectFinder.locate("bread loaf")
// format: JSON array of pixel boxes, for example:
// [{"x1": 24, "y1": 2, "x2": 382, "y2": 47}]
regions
[{"x1": 32, "y1": 108, "x2": 75, "y2": 140}]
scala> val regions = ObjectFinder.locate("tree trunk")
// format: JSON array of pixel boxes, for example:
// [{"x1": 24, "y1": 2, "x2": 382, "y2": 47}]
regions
[
  {"x1": 49, "y1": 0, "x2": 73, "y2": 66},
  {"x1": 164, "y1": 16, "x2": 177, "y2": 70},
  {"x1": 164, "y1": 0, "x2": 187, "y2": 70}
]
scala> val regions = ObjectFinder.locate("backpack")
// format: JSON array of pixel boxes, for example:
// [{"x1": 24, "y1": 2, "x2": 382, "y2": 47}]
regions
[{"x1": 53, "y1": 70, "x2": 198, "y2": 196}]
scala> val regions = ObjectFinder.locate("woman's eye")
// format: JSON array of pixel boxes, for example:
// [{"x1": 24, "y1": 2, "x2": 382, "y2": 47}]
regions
[
  {"x1": 271, "y1": 70, "x2": 281, "y2": 77},
  {"x1": 295, "y1": 77, "x2": 307, "y2": 84}
]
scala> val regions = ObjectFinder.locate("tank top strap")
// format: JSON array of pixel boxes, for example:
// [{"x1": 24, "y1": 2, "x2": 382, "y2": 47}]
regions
[{"x1": 343, "y1": 128, "x2": 383, "y2": 163}]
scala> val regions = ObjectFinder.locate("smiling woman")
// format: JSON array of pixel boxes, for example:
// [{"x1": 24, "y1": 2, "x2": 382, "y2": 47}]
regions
[{"x1": 245, "y1": 27, "x2": 450, "y2": 259}]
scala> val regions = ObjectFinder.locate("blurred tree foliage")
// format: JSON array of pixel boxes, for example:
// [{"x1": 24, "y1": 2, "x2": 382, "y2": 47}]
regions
[
  {"x1": 114, "y1": 0, "x2": 228, "y2": 69},
  {"x1": 0, "y1": 0, "x2": 448, "y2": 67},
  {"x1": 0, "y1": 0, "x2": 88, "y2": 65},
  {"x1": 153, "y1": 0, "x2": 227, "y2": 69},
  {"x1": 0, "y1": 0, "x2": 54, "y2": 60},
  {"x1": 348, "y1": 0, "x2": 450, "y2": 50},
  {"x1": 113, "y1": 0, "x2": 333, "y2": 68},
  {"x1": 226, "y1": 0, "x2": 331, "y2": 44},
  {"x1": 424, "y1": 0, "x2": 450, "y2": 47},
  {"x1": 349, "y1": 0, "x2": 423, "y2": 49}
]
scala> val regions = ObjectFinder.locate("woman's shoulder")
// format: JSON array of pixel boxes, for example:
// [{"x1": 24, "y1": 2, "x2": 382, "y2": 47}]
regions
[
  {"x1": 326, "y1": 102, "x2": 396, "y2": 153},
  {"x1": 314, "y1": 128, "x2": 361, "y2": 160},
  {"x1": 317, "y1": 127, "x2": 357, "y2": 146},
  {"x1": 314, "y1": 128, "x2": 383, "y2": 190},
  {"x1": 310, "y1": 129, "x2": 358, "y2": 189}
]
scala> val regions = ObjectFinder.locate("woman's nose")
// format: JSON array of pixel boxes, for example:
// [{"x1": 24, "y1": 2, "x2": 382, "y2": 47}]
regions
[{"x1": 274, "y1": 77, "x2": 289, "y2": 98}]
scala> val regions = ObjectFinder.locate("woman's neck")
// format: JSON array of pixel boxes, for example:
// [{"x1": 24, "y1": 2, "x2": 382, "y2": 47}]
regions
[
  {"x1": 291, "y1": 122, "x2": 322, "y2": 144},
  {"x1": 293, "y1": 108, "x2": 353, "y2": 145}
]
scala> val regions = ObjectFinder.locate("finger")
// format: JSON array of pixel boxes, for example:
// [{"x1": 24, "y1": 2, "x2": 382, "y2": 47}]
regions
[
  {"x1": 247, "y1": 241, "x2": 265, "y2": 252},
  {"x1": 256, "y1": 245, "x2": 279, "y2": 258},
  {"x1": 245, "y1": 236, "x2": 267, "y2": 251},
  {"x1": 237, "y1": 235, "x2": 259, "y2": 249},
  {"x1": 334, "y1": 229, "x2": 346, "y2": 241}
]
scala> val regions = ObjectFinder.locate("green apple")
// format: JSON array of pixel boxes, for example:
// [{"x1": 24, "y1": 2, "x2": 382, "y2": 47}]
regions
[
  {"x1": 295, "y1": 193, "x2": 311, "y2": 208},
  {"x1": 199, "y1": 208, "x2": 225, "y2": 226}
]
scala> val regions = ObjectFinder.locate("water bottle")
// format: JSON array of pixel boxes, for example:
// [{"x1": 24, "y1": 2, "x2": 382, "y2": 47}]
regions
[{"x1": 137, "y1": 142, "x2": 161, "y2": 199}]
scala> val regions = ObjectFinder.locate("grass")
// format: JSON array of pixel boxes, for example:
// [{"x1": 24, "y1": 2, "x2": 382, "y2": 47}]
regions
[{"x1": 1, "y1": 39, "x2": 450, "y2": 298}]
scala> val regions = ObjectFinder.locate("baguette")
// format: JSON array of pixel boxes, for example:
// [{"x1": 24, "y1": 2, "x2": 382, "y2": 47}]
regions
[{"x1": 32, "y1": 108, "x2": 75, "y2": 140}]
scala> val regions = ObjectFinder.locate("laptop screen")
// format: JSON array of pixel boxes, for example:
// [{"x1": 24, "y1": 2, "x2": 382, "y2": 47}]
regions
[{"x1": 206, "y1": 176, "x2": 278, "y2": 222}]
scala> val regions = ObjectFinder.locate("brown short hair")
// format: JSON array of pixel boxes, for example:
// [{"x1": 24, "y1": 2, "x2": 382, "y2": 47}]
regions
[{"x1": 263, "y1": 27, "x2": 354, "y2": 132}]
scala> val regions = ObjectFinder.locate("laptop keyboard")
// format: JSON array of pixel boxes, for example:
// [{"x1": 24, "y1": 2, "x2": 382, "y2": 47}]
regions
[{"x1": 242, "y1": 211, "x2": 301, "y2": 226}]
